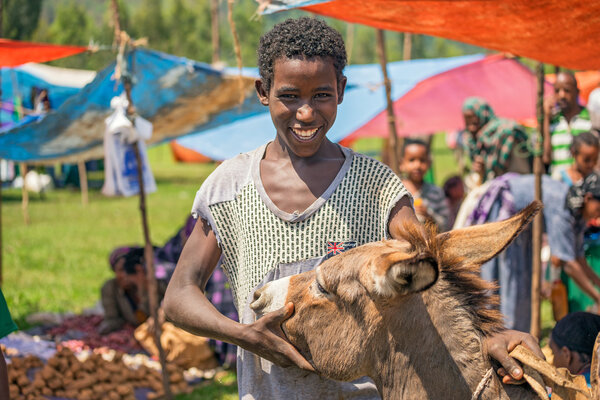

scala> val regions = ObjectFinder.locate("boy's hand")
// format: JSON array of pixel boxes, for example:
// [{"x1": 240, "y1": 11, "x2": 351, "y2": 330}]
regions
[
  {"x1": 484, "y1": 330, "x2": 544, "y2": 384},
  {"x1": 242, "y1": 303, "x2": 315, "y2": 372}
]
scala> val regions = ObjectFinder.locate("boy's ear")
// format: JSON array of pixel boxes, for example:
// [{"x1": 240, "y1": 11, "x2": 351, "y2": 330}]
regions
[
  {"x1": 337, "y1": 76, "x2": 347, "y2": 104},
  {"x1": 255, "y1": 79, "x2": 269, "y2": 106}
]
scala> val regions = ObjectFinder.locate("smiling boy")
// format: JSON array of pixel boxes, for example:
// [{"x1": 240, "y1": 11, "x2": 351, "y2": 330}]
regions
[{"x1": 164, "y1": 17, "x2": 543, "y2": 399}]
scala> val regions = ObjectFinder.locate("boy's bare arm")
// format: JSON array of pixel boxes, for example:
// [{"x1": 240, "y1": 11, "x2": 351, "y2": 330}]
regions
[
  {"x1": 163, "y1": 218, "x2": 314, "y2": 371},
  {"x1": 388, "y1": 196, "x2": 419, "y2": 239}
]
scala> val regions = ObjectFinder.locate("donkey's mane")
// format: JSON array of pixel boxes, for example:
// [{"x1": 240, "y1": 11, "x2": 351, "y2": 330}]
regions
[{"x1": 397, "y1": 222, "x2": 504, "y2": 335}]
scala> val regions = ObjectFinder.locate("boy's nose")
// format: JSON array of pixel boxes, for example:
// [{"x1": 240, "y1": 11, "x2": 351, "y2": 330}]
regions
[{"x1": 296, "y1": 103, "x2": 316, "y2": 122}]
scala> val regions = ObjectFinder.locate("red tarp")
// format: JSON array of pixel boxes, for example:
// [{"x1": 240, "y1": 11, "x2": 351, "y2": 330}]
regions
[
  {"x1": 299, "y1": 0, "x2": 600, "y2": 70},
  {"x1": 0, "y1": 39, "x2": 88, "y2": 67},
  {"x1": 343, "y1": 55, "x2": 552, "y2": 142}
]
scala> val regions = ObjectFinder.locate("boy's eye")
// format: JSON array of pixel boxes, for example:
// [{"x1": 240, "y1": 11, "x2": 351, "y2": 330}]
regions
[
  {"x1": 314, "y1": 93, "x2": 332, "y2": 99},
  {"x1": 278, "y1": 94, "x2": 297, "y2": 100}
]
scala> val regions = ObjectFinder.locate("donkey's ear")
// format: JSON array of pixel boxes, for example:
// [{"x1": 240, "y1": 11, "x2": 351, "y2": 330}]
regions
[
  {"x1": 436, "y1": 201, "x2": 542, "y2": 266},
  {"x1": 372, "y1": 251, "x2": 439, "y2": 298}
]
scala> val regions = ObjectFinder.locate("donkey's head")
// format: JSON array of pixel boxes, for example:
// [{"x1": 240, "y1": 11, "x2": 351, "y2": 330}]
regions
[{"x1": 251, "y1": 202, "x2": 541, "y2": 382}]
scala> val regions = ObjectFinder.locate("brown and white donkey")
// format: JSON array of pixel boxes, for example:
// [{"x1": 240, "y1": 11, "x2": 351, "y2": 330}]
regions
[{"x1": 251, "y1": 202, "x2": 597, "y2": 400}]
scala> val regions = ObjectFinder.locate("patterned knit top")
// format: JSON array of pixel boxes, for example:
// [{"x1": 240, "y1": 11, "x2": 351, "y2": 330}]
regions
[{"x1": 192, "y1": 143, "x2": 410, "y2": 311}]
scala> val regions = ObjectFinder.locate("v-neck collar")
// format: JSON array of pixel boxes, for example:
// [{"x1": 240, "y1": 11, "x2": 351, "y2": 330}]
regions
[{"x1": 251, "y1": 143, "x2": 353, "y2": 223}]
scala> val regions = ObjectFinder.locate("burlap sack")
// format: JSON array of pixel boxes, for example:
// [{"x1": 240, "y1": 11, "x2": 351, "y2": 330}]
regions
[{"x1": 134, "y1": 319, "x2": 218, "y2": 370}]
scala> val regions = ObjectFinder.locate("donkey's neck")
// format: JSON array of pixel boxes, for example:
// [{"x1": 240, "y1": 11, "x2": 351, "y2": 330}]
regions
[{"x1": 372, "y1": 289, "x2": 509, "y2": 400}]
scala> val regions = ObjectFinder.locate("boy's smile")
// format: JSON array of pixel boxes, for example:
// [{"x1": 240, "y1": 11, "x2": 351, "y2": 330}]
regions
[{"x1": 256, "y1": 56, "x2": 346, "y2": 158}]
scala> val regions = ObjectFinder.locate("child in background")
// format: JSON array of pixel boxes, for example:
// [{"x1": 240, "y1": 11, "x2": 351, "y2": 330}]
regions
[
  {"x1": 549, "y1": 311, "x2": 600, "y2": 386},
  {"x1": 443, "y1": 175, "x2": 465, "y2": 230},
  {"x1": 553, "y1": 131, "x2": 600, "y2": 186},
  {"x1": 400, "y1": 138, "x2": 450, "y2": 231}
]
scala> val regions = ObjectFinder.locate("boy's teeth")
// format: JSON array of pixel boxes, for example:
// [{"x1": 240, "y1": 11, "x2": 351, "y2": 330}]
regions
[{"x1": 292, "y1": 127, "x2": 319, "y2": 138}]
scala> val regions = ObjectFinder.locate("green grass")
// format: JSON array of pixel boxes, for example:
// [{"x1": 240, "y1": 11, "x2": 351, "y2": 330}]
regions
[{"x1": 2, "y1": 144, "x2": 216, "y2": 327}]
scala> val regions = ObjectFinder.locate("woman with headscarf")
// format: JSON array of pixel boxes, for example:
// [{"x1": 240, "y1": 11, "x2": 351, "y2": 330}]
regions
[
  {"x1": 465, "y1": 172, "x2": 600, "y2": 332},
  {"x1": 462, "y1": 97, "x2": 532, "y2": 183}
]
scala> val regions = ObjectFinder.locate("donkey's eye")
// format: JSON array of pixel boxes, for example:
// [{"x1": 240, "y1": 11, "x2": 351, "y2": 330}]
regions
[{"x1": 316, "y1": 280, "x2": 329, "y2": 295}]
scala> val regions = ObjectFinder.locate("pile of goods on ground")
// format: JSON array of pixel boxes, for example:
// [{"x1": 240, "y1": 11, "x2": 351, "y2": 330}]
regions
[{"x1": 6, "y1": 346, "x2": 190, "y2": 400}]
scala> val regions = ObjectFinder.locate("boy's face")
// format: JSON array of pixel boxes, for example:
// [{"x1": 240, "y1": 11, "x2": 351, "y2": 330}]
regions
[
  {"x1": 256, "y1": 56, "x2": 346, "y2": 158},
  {"x1": 400, "y1": 144, "x2": 430, "y2": 184}
]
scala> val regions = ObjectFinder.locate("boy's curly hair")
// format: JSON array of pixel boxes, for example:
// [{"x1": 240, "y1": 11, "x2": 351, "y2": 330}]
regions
[{"x1": 257, "y1": 17, "x2": 347, "y2": 93}]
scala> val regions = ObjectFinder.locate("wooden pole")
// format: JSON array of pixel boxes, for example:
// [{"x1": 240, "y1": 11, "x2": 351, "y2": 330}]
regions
[
  {"x1": 403, "y1": 32, "x2": 412, "y2": 61},
  {"x1": 123, "y1": 77, "x2": 173, "y2": 400},
  {"x1": 110, "y1": 0, "x2": 171, "y2": 396},
  {"x1": 346, "y1": 23, "x2": 355, "y2": 65},
  {"x1": 77, "y1": 160, "x2": 88, "y2": 206},
  {"x1": 211, "y1": 0, "x2": 220, "y2": 64},
  {"x1": 110, "y1": 0, "x2": 121, "y2": 43},
  {"x1": 530, "y1": 62, "x2": 545, "y2": 339},
  {"x1": 20, "y1": 163, "x2": 29, "y2": 225},
  {"x1": 376, "y1": 29, "x2": 401, "y2": 174}
]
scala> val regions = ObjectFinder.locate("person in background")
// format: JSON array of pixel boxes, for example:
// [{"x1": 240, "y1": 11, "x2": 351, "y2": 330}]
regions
[
  {"x1": 543, "y1": 71, "x2": 593, "y2": 174},
  {"x1": 443, "y1": 175, "x2": 465, "y2": 230},
  {"x1": 462, "y1": 97, "x2": 532, "y2": 184},
  {"x1": 553, "y1": 131, "x2": 600, "y2": 185},
  {"x1": 99, "y1": 247, "x2": 167, "y2": 334},
  {"x1": 0, "y1": 287, "x2": 18, "y2": 400},
  {"x1": 550, "y1": 312, "x2": 600, "y2": 386},
  {"x1": 399, "y1": 138, "x2": 449, "y2": 231}
]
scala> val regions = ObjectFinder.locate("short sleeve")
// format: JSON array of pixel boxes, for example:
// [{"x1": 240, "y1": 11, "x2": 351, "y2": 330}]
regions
[{"x1": 0, "y1": 289, "x2": 17, "y2": 338}]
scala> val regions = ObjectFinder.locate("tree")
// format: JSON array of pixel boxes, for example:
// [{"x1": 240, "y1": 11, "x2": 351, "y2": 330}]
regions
[{"x1": 3, "y1": 0, "x2": 43, "y2": 39}]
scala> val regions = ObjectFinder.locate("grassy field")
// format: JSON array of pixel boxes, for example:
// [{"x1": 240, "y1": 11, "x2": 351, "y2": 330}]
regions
[{"x1": 1, "y1": 137, "x2": 554, "y2": 398}]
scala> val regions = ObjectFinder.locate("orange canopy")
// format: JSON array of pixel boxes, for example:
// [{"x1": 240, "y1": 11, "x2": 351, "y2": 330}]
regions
[
  {"x1": 295, "y1": 0, "x2": 600, "y2": 70},
  {"x1": 0, "y1": 39, "x2": 88, "y2": 67}
]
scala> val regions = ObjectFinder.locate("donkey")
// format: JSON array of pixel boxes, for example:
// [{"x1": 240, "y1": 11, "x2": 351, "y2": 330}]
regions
[{"x1": 251, "y1": 201, "x2": 582, "y2": 399}]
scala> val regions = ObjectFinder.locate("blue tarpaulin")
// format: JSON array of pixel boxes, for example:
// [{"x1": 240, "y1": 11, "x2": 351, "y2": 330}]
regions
[
  {"x1": 174, "y1": 54, "x2": 483, "y2": 160},
  {"x1": 0, "y1": 49, "x2": 261, "y2": 162}
]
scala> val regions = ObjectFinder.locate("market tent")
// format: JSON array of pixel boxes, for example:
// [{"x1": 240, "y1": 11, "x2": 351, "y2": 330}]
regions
[
  {"x1": 174, "y1": 54, "x2": 483, "y2": 160},
  {"x1": 0, "y1": 48, "x2": 261, "y2": 163},
  {"x1": 1, "y1": 63, "x2": 96, "y2": 126},
  {"x1": 344, "y1": 54, "x2": 552, "y2": 142},
  {"x1": 259, "y1": 0, "x2": 600, "y2": 70},
  {"x1": 0, "y1": 39, "x2": 88, "y2": 67}
]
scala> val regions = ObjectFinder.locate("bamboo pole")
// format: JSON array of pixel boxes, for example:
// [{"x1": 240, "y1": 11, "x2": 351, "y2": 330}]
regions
[
  {"x1": 77, "y1": 160, "x2": 88, "y2": 206},
  {"x1": 211, "y1": 0, "x2": 220, "y2": 64},
  {"x1": 376, "y1": 29, "x2": 401, "y2": 174},
  {"x1": 20, "y1": 163, "x2": 29, "y2": 225},
  {"x1": 110, "y1": 1, "x2": 171, "y2": 396},
  {"x1": 530, "y1": 62, "x2": 545, "y2": 339},
  {"x1": 403, "y1": 32, "x2": 412, "y2": 61}
]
